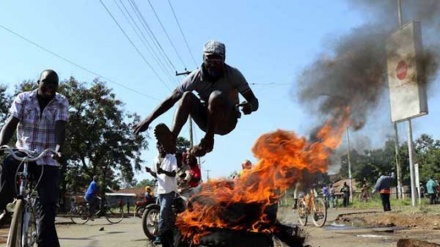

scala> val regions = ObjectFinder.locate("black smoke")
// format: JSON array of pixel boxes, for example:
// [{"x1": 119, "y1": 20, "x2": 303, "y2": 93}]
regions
[{"x1": 295, "y1": 0, "x2": 440, "y2": 131}]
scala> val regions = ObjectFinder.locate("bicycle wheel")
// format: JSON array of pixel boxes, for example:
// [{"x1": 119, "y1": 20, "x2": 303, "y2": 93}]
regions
[
  {"x1": 7, "y1": 199, "x2": 24, "y2": 247},
  {"x1": 22, "y1": 201, "x2": 38, "y2": 246},
  {"x1": 69, "y1": 205, "x2": 89, "y2": 224},
  {"x1": 297, "y1": 199, "x2": 308, "y2": 226},
  {"x1": 104, "y1": 205, "x2": 124, "y2": 224},
  {"x1": 311, "y1": 198, "x2": 327, "y2": 227},
  {"x1": 142, "y1": 205, "x2": 160, "y2": 240}
]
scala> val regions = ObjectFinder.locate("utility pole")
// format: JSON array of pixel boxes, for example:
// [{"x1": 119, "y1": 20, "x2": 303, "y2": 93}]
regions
[
  {"x1": 394, "y1": 123, "x2": 403, "y2": 199},
  {"x1": 205, "y1": 169, "x2": 211, "y2": 181},
  {"x1": 175, "y1": 69, "x2": 194, "y2": 147},
  {"x1": 346, "y1": 127, "x2": 353, "y2": 203}
]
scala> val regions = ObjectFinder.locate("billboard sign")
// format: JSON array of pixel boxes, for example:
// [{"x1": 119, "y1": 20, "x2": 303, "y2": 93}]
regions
[{"x1": 386, "y1": 21, "x2": 428, "y2": 122}]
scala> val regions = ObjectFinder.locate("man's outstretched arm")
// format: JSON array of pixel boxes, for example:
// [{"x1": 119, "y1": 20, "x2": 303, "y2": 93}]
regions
[
  {"x1": 134, "y1": 89, "x2": 183, "y2": 135},
  {"x1": 240, "y1": 89, "x2": 259, "y2": 115}
]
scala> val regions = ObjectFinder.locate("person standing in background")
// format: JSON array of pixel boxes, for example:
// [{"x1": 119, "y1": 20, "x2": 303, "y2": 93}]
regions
[
  {"x1": 340, "y1": 182, "x2": 350, "y2": 207},
  {"x1": 372, "y1": 172, "x2": 395, "y2": 211},
  {"x1": 239, "y1": 159, "x2": 252, "y2": 177},
  {"x1": 426, "y1": 177, "x2": 438, "y2": 205},
  {"x1": 322, "y1": 184, "x2": 329, "y2": 208},
  {"x1": 145, "y1": 141, "x2": 178, "y2": 246},
  {"x1": 329, "y1": 184, "x2": 335, "y2": 208}
]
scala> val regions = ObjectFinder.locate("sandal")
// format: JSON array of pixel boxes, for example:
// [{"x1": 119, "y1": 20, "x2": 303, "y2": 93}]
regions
[{"x1": 154, "y1": 123, "x2": 176, "y2": 154}]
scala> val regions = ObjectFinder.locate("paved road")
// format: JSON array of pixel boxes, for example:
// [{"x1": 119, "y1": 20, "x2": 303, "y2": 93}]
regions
[
  {"x1": 2, "y1": 207, "x2": 436, "y2": 247},
  {"x1": 56, "y1": 216, "x2": 151, "y2": 247},
  {"x1": 53, "y1": 207, "x2": 379, "y2": 247}
]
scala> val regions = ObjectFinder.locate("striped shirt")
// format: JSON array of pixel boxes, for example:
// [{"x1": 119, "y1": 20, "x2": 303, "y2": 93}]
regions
[{"x1": 10, "y1": 90, "x2": 69, "y2": 166}]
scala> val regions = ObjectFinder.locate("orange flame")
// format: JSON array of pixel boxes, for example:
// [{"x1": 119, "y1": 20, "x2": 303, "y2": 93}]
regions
[{"x1": 177, "y1": 109, "x2": 350, "y2": 242}]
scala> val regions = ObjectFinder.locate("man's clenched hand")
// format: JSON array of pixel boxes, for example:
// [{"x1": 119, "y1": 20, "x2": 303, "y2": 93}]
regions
[
  {"x1": 240, "y1": 101, "x2": 253, "y2": 115},
  {"x1": 133, "y1": 120, "x2": 150, "y2": 135}
]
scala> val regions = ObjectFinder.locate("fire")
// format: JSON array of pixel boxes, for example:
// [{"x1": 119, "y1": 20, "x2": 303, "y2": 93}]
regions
[{"x1": 176, "y1": 109, "x2": 350, "y2": 243}]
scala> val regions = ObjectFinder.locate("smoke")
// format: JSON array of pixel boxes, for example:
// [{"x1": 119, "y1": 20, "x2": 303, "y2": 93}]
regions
[{"x1": 295, "y1": 0, "x2": 440, "y2": 133}]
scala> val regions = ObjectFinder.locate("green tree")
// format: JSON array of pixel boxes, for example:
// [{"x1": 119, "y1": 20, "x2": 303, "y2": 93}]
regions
[
  {"x1": 60, "y1": 77, "x2": 147, "y2": 193},
  {"x1": 136, "y1": 179, "x2": 156, "y2": 189},
  {"x1": 176, "y1": 136, "x2": 191, "y2": 151},
  {"x1": 414, "y1": 134, "x2": 440, "y2": 183},
  {"x1": 0, "y1": 85, "x2": 12, "y2": 123},
  {"x1": 14, "y1": 78, "x2": 148, "y2": 201},
  {"x1": 339, "y1": 138, "x2": 397, "y2": 187}
]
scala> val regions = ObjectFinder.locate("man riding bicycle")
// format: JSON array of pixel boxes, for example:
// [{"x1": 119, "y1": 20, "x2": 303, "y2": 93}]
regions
[
  {"x1": 0, "y1": 69, "x2": 69, "y2": 247},
  {"x1": 85, "y1": 175, "x2": 100, "y2": 220}
]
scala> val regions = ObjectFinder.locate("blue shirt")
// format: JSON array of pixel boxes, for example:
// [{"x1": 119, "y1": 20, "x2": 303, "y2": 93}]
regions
[
  {"x1": 85, "y1": 181, "x2": 98, "y2": 200},
  {"x1": 426, "y1": 179, "x2": 438, "y2": 194}
]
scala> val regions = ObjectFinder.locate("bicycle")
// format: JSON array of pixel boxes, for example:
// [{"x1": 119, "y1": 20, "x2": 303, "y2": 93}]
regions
[
  {"x1": 0, "y1": 145, "x2": 57, "y2": 247},
  {"x1": 296, "y1": 189, "x2": 327, "y2": 227},
  {"x1": 68, "y1": 195, "x2": 124, "y2": 224}
]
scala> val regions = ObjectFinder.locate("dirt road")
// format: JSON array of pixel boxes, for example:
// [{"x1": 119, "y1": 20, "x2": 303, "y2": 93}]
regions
[{"x1": 1, "y1": 207, "x2": 439, "y2": 246}]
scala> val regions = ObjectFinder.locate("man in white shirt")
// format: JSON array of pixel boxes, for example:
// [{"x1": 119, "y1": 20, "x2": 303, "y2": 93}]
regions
[{"x1": 145, "y1": 141, "x2": 177, "y2": 245}]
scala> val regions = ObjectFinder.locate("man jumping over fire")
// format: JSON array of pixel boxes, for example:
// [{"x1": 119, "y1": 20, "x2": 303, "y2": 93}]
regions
[{"x1": 133, "y1": 40, "x2": 259, "y2": 156}]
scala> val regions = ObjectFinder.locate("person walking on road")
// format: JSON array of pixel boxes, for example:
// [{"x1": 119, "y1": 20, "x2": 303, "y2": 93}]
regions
[{"x1": 372, "y1": 172, "x2": 395, "y2": 211}]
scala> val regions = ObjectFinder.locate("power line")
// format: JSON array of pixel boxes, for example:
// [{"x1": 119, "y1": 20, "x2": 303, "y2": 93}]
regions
[
  {"x1": 127, "y1": 0, "x2": 176, "y2": 76},
  {"x1": 167, "y1": 0, "x2": 198, "y2": 68},
  {"x1": 114, "y1": 0, "x2": 178, "y2": 84},
  {"x1": 0, "y1": 23, "x2": 160, "y2": 102},
  {"x1": 250, "y1": 82, "x2": 291, "y2": 86},
  {"x1": 147, "y1": 0, "x2": 187, "y2": 70},
  {"x1": 129, "y1": 0, "x2": 178, "y2": 75},
  {"x1": 99, "y1": 0, "x2": 172, "y2": 91}
]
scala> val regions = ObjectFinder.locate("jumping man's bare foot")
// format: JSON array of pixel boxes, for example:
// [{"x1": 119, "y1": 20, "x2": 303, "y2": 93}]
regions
[{"x1": 190, "y1": 137, "x2": 214, "y2": 157}]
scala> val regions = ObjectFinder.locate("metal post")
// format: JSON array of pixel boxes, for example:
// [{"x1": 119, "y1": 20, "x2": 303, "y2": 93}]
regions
[
  {"x1": 394, "y1": 122, "x2": 403, "y2": 199},
  {"x1": 407, "y1": 119, "x2": 416, "y2": 207},
  {"x1": 346, "y1": 128, "x2": 353, "y2": 203},
  {"x1": 397, "y1": 0, "x2": 403, "y2": 27},
  {"x1": 176, "y1": 69, "x2": 194, "y2": 148},
  {"x1": 206, "y1": 169, "x2": 211, "y2": 181},
  {"x1": 188, "y1": 118, "x2": 194, "y2": 147}
]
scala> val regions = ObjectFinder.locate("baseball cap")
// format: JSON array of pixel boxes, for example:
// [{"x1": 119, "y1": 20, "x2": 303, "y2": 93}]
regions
[{"x1": 203, "y1": 40, "x2": 226, "y2": 57}]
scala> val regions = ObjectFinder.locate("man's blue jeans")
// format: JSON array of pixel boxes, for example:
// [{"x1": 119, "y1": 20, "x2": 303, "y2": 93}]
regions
[{"x1": 158, "y1": 191, "x2": 176, "y2": 235}]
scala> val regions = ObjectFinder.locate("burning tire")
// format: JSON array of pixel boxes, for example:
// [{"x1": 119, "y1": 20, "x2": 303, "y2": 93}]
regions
[{"x1": 196, "y1": 230, "x2": 274, "y2": 247}]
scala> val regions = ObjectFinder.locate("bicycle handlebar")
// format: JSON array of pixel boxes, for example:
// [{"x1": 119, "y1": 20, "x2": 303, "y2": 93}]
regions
[{"x1": 0, "y1": 145, "x2": 57, "y2": 162}]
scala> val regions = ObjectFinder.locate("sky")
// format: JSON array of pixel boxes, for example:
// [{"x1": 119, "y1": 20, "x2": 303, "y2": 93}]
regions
[{"x1": 1, "y1": 0, "x2": 439, "y2": 183}]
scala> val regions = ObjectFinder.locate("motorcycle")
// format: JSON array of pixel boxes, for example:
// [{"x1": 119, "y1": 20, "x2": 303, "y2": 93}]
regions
[{"x1": 135, "y1": 198, "x2": 156, "y2": 218}]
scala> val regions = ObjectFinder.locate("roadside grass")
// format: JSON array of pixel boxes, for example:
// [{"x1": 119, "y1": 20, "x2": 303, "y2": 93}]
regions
[
  {"x1": 279, "y1": 192, "x2": 440, "y2": 215},
  {"x1": 347, "y1": 194, "x2": 440, "y2": 214}
]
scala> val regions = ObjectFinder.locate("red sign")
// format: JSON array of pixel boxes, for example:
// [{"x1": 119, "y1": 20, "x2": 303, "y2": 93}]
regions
[{"x1": 396, "y1": 60, "x2": 407, "y2": 80}]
